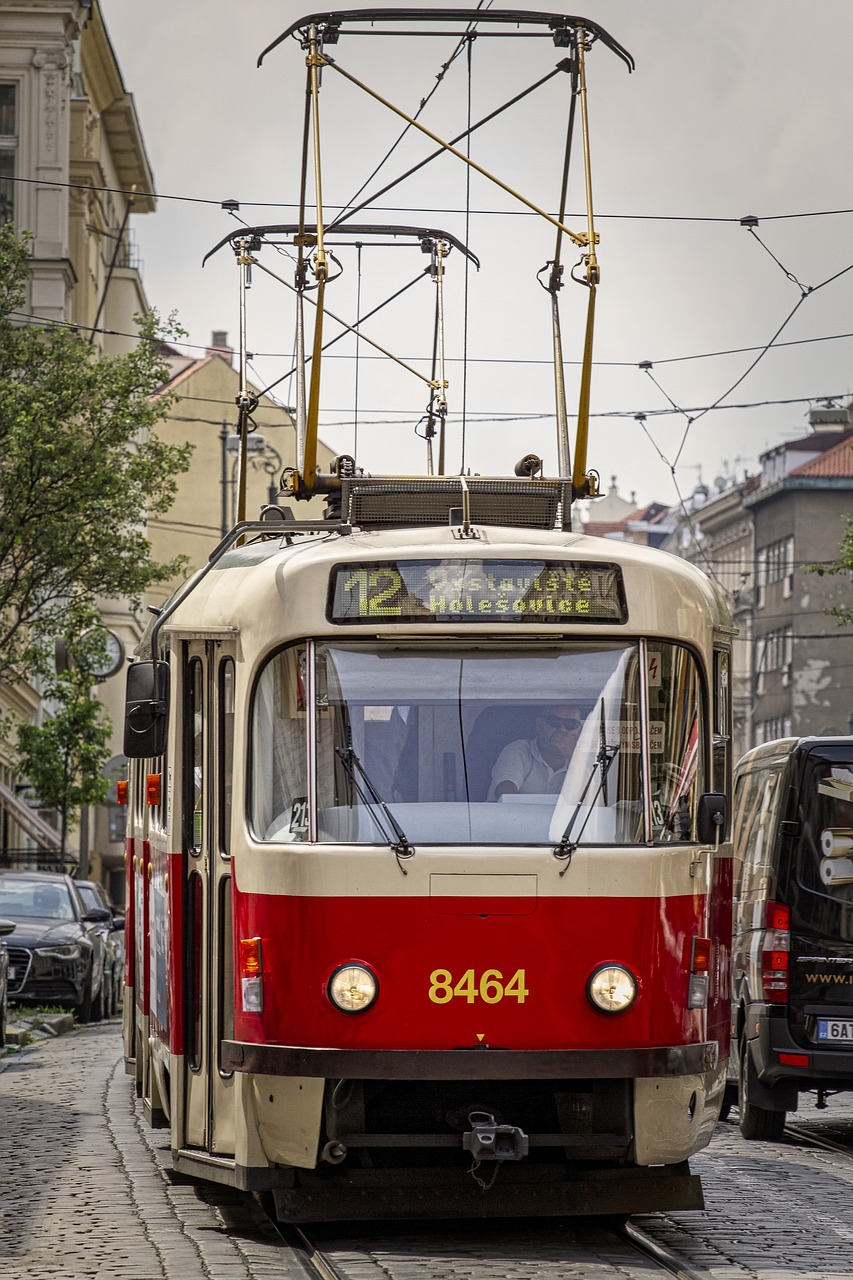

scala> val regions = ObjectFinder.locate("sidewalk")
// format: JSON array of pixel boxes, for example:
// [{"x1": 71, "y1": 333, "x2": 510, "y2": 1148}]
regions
[
  {"x1": 3, "y1": 1005, "x2": 75, "y2": 1052},
  {"x1": 0, "y1": 1020, "x2": 294, "y2": 1279}
]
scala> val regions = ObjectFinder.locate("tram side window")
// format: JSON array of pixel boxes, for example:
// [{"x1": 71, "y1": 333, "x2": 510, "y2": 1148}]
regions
[
  {"x1": 185, "y1": 658, "x2": 204, "y2": 854},
  {"x1": 712, "y1": 648, "x2": 731, "y2": 802},
  {"x1": 648, "y1": 644, "x2": 704, "y2": 842},
  {"x1": 250, "y1": 645, "x2": 308, "y2": 841},
  {"x1": 218, "y1": 658, "x2": 235, "y2": 858}
]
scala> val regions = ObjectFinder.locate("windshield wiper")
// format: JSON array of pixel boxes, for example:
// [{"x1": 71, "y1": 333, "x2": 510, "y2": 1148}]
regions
[
  {"x1": 335, "y1": 745, "x2": 415, "y2": 872},
  {"x1": 553, "y1": 699, "x2": 619, "y2": 875}
]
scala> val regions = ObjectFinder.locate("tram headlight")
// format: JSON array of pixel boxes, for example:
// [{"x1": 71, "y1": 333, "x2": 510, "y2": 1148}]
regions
[
  {"x1": 327, "y1": 963, "x2": 378, "y2": 1014},
  {"x1": 587, "y1": 963, "x2": 637, "y2": 1015}
]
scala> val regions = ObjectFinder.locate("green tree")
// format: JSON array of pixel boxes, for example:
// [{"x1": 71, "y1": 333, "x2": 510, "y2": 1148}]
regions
[
  {"x1": 16, "y1": 631, "x2": 114, "y2": 859},
  {"x1": 0, "y1": 224, "x2": 192, "y2": 684}
]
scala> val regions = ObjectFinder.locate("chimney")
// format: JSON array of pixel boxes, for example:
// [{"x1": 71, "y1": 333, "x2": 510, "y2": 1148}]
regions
[
  {"x1": 808, "y1": 399, "x2": 851, "y2": 432},
  {"x1": 207, "y1": 330, "x2": 234, "y2": 364}
]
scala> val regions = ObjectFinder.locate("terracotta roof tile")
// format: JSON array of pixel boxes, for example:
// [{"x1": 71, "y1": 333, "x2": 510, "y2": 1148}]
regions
[{"x1": 789, "y1": 436, "x2": 853, "y2": 478}]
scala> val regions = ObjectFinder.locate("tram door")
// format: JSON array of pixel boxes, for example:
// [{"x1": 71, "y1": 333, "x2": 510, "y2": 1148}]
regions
[{"x1": 182, "y1": 643, "x2": 237, "y2": 1157}]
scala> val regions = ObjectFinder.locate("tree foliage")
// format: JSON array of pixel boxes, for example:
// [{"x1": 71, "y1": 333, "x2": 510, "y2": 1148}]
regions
[
  {"x1": 0, "y1": 224, "x2": 192, "y2": 683},
  {"x1": 812, "y1": 514, "x2": 853, "y2": 626},
  {"x1": 16, "y1": 630, "x2": 114, "y2": 856}
]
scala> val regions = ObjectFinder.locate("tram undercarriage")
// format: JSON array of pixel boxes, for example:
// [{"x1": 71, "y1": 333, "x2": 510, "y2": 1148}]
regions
[{"x1": 164, "y1": 1061, "x2": 719, "y2": 1220}]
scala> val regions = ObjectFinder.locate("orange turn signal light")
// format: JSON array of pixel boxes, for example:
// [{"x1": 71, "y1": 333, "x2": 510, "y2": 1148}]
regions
[
  {"x1": 240, "y1": 937, "x2": 262, "y2": 978},
  {"x1": 145, "y1": 773, "x2": 161, "y2": 806},
  {"x1": 116, "y1": 780, "x2": 129, "y2": 805},
  {"x1": 691, "y1": 936, "x2": 711, "y2": 973}
]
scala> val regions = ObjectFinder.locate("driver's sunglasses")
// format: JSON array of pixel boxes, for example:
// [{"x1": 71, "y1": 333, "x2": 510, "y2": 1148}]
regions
[{"x1": 541, "y1": 714, "x2": 581, "y2": 731}]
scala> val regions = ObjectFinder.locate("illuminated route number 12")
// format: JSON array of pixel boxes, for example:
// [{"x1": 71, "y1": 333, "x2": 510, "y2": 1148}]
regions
[
  {"x1": 429, "y1": 968, "x2": 529, "y2": 1004},
  {"x1": 342, "y1": 569, "x2": 404, "y2": 617}
]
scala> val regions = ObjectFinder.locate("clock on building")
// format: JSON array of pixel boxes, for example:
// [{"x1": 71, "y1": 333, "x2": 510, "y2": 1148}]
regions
[{"x1": 87, "y1": 629, "x2": 126, "y2": 681}]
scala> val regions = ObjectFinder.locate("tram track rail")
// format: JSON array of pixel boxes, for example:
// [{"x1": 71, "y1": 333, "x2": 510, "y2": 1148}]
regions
[
  {"x1": 621, "y1": 1221, "x2": 714, "y2": 1280},
  {"x1": 265, "y1": 1212, "x2": 714, "y2": 1280},
  {"x1": 785, "y1": 1119, "x2": 853, "y2": 1160}
]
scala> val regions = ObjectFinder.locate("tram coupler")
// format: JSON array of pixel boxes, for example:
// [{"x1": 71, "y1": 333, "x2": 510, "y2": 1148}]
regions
[{"x1": 463, "y1": 1111, "x2": 529, "y2": 1161}]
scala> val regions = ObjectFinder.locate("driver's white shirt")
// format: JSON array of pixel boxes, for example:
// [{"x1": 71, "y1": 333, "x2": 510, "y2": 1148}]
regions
[{"x1": 488, "y1": 738, "x2": 567, "y2": 801}]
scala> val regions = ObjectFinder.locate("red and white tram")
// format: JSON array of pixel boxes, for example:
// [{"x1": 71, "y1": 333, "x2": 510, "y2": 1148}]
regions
[
  {"x1": 121, "y1": 491, "x2": 733, "y2": 1219},
  {"x1": 121, "y1": 9, "x2": 732, "y2": 1220}
]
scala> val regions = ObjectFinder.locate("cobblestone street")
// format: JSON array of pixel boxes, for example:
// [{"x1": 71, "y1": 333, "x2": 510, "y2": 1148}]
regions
[{"x1": 4, "y1": 1022, "x2": 853, "y2": 1279}]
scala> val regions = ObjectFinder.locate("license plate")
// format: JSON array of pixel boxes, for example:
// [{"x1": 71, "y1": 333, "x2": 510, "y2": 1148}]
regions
[{"x1": 817, "y1": 1018, "x2": 853, "y2": 1042}]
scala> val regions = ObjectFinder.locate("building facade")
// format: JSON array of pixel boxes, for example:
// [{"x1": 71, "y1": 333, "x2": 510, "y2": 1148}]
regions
[
  {"x1": 0, "y1": 0, "x2": 153, "y2": 895},
  {"x1": 664, "y1": 407, "x2": 853, "y2": 764},
  {"x1": 746, "y1": 422, "x2": 853, "y2": 744}
]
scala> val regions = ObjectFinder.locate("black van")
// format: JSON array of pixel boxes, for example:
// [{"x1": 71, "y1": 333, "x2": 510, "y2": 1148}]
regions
[{"x1": 731, "y1": 736, "x2": 853, "y2": 1140}]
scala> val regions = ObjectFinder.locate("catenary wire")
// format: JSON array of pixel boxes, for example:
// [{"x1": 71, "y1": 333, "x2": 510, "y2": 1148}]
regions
[{"x1": 9, "y1": 174, "x2": 853, "y2": 224}]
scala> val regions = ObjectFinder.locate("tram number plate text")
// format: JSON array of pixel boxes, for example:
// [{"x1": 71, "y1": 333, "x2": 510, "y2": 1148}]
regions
[
  {"x1": 817, "y1": 1018, "x2": 853, "y2": 1042},
  {"x1": 429, "y1": 968, "x2": 528, "y2": 1005}
]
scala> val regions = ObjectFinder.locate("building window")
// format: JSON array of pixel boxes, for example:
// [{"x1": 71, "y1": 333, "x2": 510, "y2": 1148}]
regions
[
  {"x1": 756, "y1": 715, "x2": 792, "y2": 745},
  {"x1": 757, "y1": 535, "x2": 794, "y2": 599},
  {"x1": 0, "y1": 83, "x2": 17, "y2": 224},
  {"x1": 755, "y1": 625, "x2": 793, "y2": 696}
]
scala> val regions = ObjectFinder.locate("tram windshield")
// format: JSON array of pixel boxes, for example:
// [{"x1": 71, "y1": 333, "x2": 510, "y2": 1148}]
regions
[{"x1": 250, "y1": 641, "x2": 704, "y2": 846}]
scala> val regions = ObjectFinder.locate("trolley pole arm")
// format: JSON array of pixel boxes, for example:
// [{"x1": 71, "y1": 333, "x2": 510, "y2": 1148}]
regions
[
  {"x1": 546, "y1": 53, "x2": 578, "y2": 481},
  {"x1": 571, "y1": 29, "x2": 601, "y2": 499},
  {"x1": 301, "y1": 23, "x2": 329, "y2": 494}
]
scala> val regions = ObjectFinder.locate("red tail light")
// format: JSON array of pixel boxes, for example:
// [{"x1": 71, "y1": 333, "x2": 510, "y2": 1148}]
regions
[{"x1": 761, "y1": 900, "x2": 790, "y2": 1004}]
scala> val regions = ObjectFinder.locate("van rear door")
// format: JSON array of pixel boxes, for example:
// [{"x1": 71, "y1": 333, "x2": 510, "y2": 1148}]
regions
[{"x1": 787, "y1": 745, "x2": 853, "y2": 1047}]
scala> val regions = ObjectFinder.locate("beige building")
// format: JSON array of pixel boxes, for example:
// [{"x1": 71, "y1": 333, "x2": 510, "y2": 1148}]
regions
[
  {"x1": 0, "y1": 0, "x2": 153, "y2": 894},
  {"x1": 149, "y1": 333, "x2": 335, "y2": 607}
]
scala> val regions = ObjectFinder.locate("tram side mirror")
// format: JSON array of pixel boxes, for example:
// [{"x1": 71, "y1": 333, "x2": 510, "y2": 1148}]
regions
[
  {"x1": 696, "y1": 792, "x2": 727, "y2": 845},
  {"x1": 123, "y1": 660, "x2": 170, "y2": 759}
]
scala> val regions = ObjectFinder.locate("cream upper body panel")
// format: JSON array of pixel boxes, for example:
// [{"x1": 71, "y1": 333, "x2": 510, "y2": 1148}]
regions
[
  {"x1": 232, "y1": 841, "x2": 713, "y2": 902},
  {"x1": 159, "y1": 524, "x2": 732, "y2": 664}
]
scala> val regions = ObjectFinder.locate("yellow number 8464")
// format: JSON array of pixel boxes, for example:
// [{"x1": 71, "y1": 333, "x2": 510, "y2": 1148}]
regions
[{"x1": 429, "y1": 968, "x2": 528, "y2": 1005}]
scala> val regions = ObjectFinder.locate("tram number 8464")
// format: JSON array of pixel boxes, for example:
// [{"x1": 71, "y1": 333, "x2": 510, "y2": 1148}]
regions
[{"x1": 429, "y1": 968, "x2": 529, "y2": 1004}]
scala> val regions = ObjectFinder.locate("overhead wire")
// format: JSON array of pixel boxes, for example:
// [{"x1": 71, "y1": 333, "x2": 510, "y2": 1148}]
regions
[{"x1": 9, "y1": 173, "x2": 853, "y2": 225}]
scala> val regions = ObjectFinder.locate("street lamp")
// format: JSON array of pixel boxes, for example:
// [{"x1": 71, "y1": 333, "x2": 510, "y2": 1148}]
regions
[{"x1": 220, "y1": 429, "x2": 284, "y2": 533}]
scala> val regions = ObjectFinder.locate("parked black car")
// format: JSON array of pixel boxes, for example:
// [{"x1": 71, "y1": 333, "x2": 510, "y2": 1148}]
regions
[
  {"x1": 75, "y1": 880, "x2": 125, "y2": 1018},
  {"x1": 0, "y1": 917, "x2": 16, "y2": 1048},
  {"x1": 0, "y1": 871, "x2": 110, "y2": 1023}
]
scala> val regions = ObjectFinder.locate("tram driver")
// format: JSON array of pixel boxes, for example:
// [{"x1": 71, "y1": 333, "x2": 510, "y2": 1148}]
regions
[{"x1": 489, "y1": 704, "x2": 585, "y2": 801}]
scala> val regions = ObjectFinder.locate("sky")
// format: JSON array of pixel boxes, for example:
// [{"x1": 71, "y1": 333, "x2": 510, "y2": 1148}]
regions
[{"x1": 99, "y1": 0, "x2": 853, "y2": 511}]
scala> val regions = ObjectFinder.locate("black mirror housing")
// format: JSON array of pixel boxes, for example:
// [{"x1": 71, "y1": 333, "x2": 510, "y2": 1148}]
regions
[
  {"x1": 696, "y1": 791, "x2": 728, "y2": 844},
  {"x1": 83, "y1": 907, "x2": 111, "y2": 923},
  {"x1": 124, "y1": 660, "x2": 170, "y2": 759}
]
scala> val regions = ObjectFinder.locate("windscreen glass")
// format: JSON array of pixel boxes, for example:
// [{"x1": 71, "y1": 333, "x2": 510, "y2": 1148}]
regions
[{"x1": 250, "y1": 641, "x2": 705, "y2": 846}]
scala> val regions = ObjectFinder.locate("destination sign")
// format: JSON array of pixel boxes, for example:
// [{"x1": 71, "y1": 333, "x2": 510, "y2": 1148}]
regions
[{"x1": 328, "y1": 559, "x2": 627, "y2": 625}]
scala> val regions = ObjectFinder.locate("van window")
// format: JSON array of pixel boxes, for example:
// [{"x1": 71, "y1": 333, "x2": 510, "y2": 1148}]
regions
[
  {"x1": 794, "y1": 755, "x2": 853, "y2": 915},
  {"x1": 733, "y1": 765, "x2": 783, "y2": 903}
]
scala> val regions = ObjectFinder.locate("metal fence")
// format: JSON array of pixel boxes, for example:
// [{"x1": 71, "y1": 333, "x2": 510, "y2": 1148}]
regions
[{"x1": 0, "y1": 848, "x2": 77, "y2": 873}]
